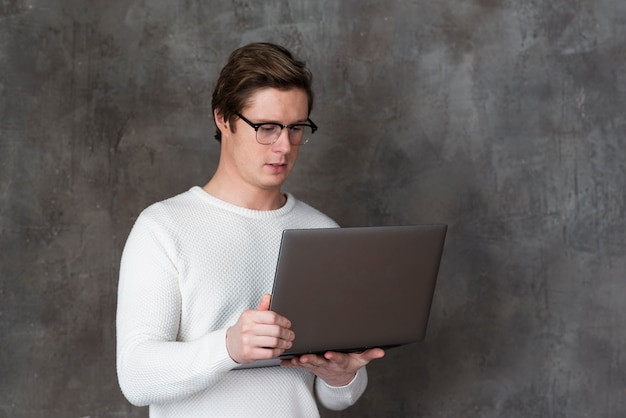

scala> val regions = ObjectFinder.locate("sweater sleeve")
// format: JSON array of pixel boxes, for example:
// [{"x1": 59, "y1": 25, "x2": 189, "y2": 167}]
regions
[
  {"x1": 314, "y1": 367, "x2": 368, "y2": 411},
  {"x1": 116, "y1": 213, "x2": 238, "y2": 406}
]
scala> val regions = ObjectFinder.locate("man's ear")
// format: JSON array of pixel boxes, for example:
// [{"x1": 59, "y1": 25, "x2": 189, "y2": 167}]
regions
[{"x1": 213, "y1": 108, "x2": 229, "y2": 134}]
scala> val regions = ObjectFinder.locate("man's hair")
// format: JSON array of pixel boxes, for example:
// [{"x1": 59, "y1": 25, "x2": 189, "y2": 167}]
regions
[{"x1": 211, "y1": 42, "x2": 314, "y2": 142}]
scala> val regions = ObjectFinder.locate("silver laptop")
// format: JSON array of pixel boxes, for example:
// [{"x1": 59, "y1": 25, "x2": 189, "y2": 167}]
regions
[{"x1": 234, "y1": 224, "x2": 447, "y2": 369}]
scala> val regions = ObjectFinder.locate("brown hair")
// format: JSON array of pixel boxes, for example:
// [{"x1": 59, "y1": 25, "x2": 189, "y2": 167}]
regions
[{"x1": 211, "y1": 42, "x2": 314, "y2": 142}]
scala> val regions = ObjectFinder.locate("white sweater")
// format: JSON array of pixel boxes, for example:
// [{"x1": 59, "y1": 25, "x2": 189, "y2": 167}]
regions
[{"x1": 116, "y1": 186, "x2": 369, "y2": 417}]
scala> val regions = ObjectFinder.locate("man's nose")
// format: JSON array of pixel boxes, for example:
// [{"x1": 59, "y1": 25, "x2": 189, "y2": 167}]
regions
[{"x1": 272, "y1": 128, "x2": 292, "y2": 151}]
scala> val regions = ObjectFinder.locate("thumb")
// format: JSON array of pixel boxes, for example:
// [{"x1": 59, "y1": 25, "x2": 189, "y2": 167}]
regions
[{"x1": 257, "y1": 293, "x2": 272, "y2": 311}]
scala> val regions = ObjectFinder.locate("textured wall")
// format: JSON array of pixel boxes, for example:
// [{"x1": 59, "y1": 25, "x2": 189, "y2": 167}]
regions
[{"x1": 1, "y1": 0, "x2": 625, "y2": 417}]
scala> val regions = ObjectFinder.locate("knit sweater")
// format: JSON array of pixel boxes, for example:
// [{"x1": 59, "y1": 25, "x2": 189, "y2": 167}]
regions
[{"x1": 116, "y1": 186, "x2": 369, "y2": 417}]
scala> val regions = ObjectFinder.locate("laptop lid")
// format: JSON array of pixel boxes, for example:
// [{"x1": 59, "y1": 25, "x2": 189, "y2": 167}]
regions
[
  {"x1": 275, "y1": 224, "x2": 446, "y2": 353},
  {"x1": 234, "y1": 224, "x2": 447, "y2": 369}
]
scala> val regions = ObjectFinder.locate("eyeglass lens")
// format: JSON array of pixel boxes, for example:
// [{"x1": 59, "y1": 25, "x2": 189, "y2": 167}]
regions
[{"x1": 256, "y1": 124, "x2": 313, "y2": 145}]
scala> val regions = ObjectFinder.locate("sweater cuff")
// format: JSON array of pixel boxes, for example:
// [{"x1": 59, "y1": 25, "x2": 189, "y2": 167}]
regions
[
  {"x1": 204, "y1": 328, "x2": 240, "y2": 373},
  {"x1": 315, "y1": 367, "x2": 368, "y2": 411}
]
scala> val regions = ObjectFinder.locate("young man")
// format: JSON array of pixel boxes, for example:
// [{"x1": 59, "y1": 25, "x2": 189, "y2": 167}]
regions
[{"x1": 116, "y1": 43, "x2": 384, "y2": 417}]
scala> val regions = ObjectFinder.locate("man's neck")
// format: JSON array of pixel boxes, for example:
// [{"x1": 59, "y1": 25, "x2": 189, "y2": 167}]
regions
[{"x1": 202, "y1": 178, "x2": 286, "y2": 211}]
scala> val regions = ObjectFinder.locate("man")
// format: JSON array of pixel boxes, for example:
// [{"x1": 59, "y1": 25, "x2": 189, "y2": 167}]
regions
[{"x1": 116, "y1": 42, "x2": 384, "y2": 417}]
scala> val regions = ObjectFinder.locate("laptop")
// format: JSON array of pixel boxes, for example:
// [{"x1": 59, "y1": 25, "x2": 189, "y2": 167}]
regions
[{"x1": 234, "y1": 224, "x2": 447, "y2": 369}]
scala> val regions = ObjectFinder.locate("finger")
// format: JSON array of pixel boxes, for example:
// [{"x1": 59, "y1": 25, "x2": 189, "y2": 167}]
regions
[
  {"x1": 298, "y1": 354, "x2": 318, "y2": 364},
  {"x1": 323, "y1": 348, "x2": 384, "y2": 365},
  {"x1": 361, "y1": 348, "x2": 386, "y2": 360},
  {"x1": 250, "y1": 310, "x2": 292, "y2": 329},
  {"x1": 256, "y1": 334, "x2": 294, "y2": 350},
  {"x1": 241, "y1": 320, "x2": 294, "y2": 344},
  {"x1": 256, "y1": 293, "x2": 272, "y2": 311},
  {"x1": 291, "y1": 354, "x2": 325, "y2": 367},
  {"x1": 246, "y1": 346, "x2": 290, "y2": 361},
  {"x1": 322, "y1": 351, "x2": 350, "y2": 366},
  {"x1": 257, "y1": 323, "x2": 295, "y2": 342},
  {"x1": 323, "y1": 352, "x2": 338, "y2": 361}
]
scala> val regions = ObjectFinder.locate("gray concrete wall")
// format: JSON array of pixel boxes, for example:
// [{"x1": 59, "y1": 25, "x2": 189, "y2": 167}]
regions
[{"x1": 1, "y1": 0, "x2": 625, "y2": 417}]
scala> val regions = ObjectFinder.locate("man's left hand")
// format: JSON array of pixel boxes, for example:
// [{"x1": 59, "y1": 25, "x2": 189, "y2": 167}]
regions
[{"x1": 281, "y1": 348, "x2": 385, "y2": 387}]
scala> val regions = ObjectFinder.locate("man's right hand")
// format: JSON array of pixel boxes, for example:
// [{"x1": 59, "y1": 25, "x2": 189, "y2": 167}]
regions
[{"x1": 226, "y1": 294, "x2": 295, "y2": 364}]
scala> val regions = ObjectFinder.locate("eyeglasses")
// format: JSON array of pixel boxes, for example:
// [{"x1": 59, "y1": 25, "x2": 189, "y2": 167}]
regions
[{"x1": 235, "y1": 113, "x2": 318, "y2": 145}]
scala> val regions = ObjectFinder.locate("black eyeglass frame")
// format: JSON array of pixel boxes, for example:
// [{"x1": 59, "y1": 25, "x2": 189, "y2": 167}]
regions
[{"x1": 234, "y1": 112, "x2": 318, "y2": 145}]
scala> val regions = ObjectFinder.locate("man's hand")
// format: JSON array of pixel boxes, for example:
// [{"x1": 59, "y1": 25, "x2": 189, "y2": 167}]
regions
[
  {"x1": 226, "y1": 294, "x2": 295, "y2": 364},
  {"x1": 281, "y1": 349, "x2": 385, "y2": 387}
]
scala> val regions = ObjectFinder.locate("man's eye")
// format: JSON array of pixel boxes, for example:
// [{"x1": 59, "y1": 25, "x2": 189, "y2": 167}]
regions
[
  {"x1": 260, "y1": 125, "x2": 278, "y2": 132},
  {"x1": 290, "y1": 126, "x2": 304, "y2": 133}
]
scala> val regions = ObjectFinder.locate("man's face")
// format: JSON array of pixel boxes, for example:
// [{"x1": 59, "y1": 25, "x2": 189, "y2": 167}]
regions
[{"x1": 218, "y1": 87, "x2": 309, "y2": 193}]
